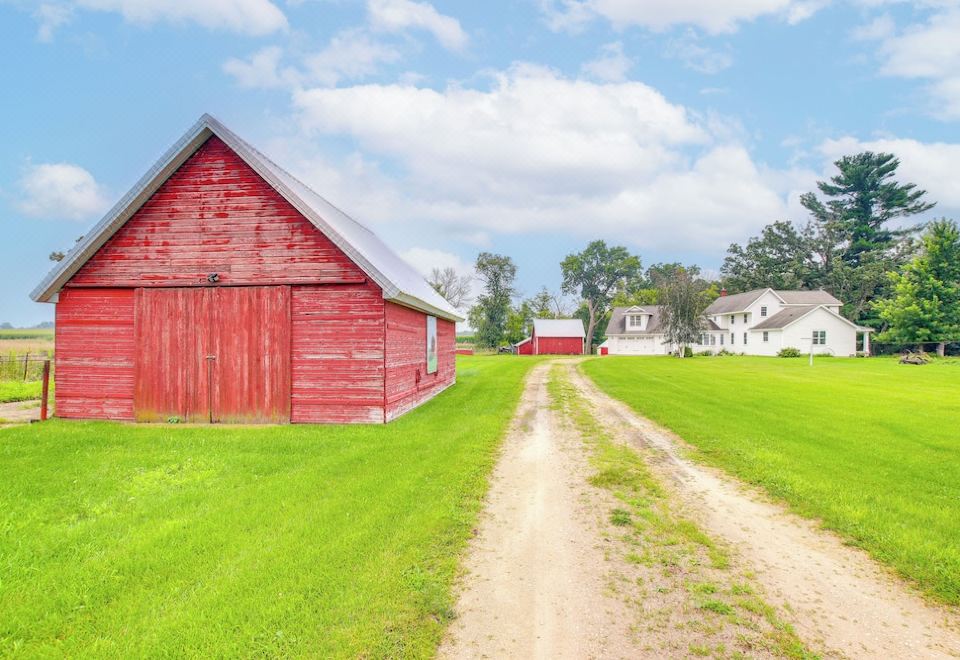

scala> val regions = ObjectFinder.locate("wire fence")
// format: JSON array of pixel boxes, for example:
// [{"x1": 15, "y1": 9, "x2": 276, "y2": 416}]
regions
[{"x1": 0, "y1": 351, "x2": 55, "y2": 382}]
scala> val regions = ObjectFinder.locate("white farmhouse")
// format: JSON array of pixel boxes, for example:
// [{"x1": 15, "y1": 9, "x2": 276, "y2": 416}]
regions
[{"x1": 601, "y1": 288, "x2": 873, "y2": 357}]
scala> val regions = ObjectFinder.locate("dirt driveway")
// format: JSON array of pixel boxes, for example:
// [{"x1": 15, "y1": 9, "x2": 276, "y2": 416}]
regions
[{"x1": 440, "y1": 360, "x2": 960, "y2": 659}]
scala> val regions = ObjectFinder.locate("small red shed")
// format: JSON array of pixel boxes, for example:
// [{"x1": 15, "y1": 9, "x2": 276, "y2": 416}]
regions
[
  {"x1": 516, "y1": 319, "x2": 586, "y2": 355},
  {"x1": 31, "y1": 114, "x2": 463, "y2": 424}
]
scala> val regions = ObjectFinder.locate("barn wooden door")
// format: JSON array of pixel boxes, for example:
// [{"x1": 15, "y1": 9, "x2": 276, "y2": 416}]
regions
[{"x1": 134, "y1": 286, "x2": 291, "y2": 423}]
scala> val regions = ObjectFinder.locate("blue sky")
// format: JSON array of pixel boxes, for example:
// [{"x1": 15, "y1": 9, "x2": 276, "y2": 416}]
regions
[{"x1": 3, "y1": 0, "x2": 959, "y2": 325}]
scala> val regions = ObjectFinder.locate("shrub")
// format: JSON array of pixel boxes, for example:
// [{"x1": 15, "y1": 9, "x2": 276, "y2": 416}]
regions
[
  {"x1": 715, "y1": 349, "x2": 733, "y2": 356},
  {"x1": 683, "y1": 346, "x2": 694, "y2": 358},
  {"x1": 696, "y1": 350, "x2": 714, "y2": 357},
  {"x1": 778, "y1": 347, "x2": 802, "y2": 358}
]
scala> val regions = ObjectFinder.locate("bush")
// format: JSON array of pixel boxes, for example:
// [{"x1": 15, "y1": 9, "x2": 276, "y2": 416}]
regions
[
  {"x1": 696, "y1": 350, "x2": 714, "y2": 357},
  {"x1": 778, "y1": 347, "x2": 802, "y2": 358},
  {"x1": 715, "y1": 349, "x2": 733, "y2": 356},
  {"x1": 683, "y1": 346, "x2": 694, "y2": 358}
]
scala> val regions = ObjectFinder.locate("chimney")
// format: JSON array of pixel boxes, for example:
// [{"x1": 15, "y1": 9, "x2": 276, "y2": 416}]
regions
[{"x1": 720, "y1": 287, "x2": 727, "y2": 297}]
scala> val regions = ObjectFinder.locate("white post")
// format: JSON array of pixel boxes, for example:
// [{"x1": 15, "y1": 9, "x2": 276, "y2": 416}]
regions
[{"x1": 863, "y1": 331, "x2": 871, "y2": 356}]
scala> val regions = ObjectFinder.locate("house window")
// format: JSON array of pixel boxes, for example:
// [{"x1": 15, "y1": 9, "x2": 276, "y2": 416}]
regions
[
  {"x1": 730, "y1": 333, "x2": 735, "y2": 345},
  {"x1": 743, "y1": 313, "x2": 748, "y2": 323},
  {"x1": 743, "y1": 332, "x2": 748, "y2": 345},
  {"x1": 729, "y1": 315, "x2": 735, "y2": 324},
  {"x1": 760, "y1": 306, "x2": 767, "y2": 317},
  {"x1": 711, "y1": 335, "x2": 716, "y2": 346},
  {"x1": 720, "y1": 335, "x2": 724, "y2": 345},
  {"x1": 813, "y1": 330, "x2": 826, "y2": 345},
  {"x1": 763, "y1": 331, "x2": 769, "y2": 342},
  {"x1": 628, "y1": 314, "x2": 646, "y2": 329}
]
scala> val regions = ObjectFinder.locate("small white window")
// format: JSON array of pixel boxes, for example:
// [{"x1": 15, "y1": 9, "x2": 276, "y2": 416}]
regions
[
  {"x1": 743, "y1": 332, "x2": 748, "y2": 344},
  {"x1": 813, "y1": 330, "x2": 826, "y2": 345},
  {"x1": 730, "y1": 333, "x2": 735, "y2": 344},
  {"x1": 743, "y1": 313, "x2": 748, "y2": 323},
  {"x1": 729, "y1": 315, "x2": 735, "y2": 324},
  {"x1": 760, "y1": 306, "x2": 767, "y2": 317},
  {"x1": 720, "y1": 335, "x2": 724, "y2": 345},
  {"x1": 763, "y1": 331, "x2": 769, "y2": 342}
]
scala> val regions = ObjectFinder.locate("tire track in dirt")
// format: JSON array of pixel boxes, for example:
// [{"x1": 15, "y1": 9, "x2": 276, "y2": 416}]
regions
[
  {"x1": 566, "y1": 361, "x2": 960, "y2": 659},
  {"x1": 438, "y1": 362, "x2": 640, "y2": 659}
]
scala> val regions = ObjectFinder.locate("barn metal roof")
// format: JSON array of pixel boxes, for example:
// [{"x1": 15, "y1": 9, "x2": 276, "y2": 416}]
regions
[
  {"x1": 30, "y1": 114, "x2": 463, "y2": 322},
  {"x1": 533, "y1": 318, "x2": 586, "y2": 338}
]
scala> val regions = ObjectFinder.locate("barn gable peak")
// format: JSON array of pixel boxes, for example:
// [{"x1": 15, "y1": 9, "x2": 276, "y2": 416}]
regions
[{"x1": 31, "y1": 114, "x2": 462, "y2": 322}]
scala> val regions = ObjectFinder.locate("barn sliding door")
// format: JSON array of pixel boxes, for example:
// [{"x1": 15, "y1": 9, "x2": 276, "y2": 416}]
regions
[{"x1": 134, "y1": 286, "x2": 291, "y2": 423}]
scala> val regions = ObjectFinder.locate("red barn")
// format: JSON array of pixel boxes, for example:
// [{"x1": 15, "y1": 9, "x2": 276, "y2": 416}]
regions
[
  {"x1": 514, "y1": 319, "x2": 585, "y2": 355},
  {"x1": 31, "y1": 114, "x2": 463, "y2": 424}
]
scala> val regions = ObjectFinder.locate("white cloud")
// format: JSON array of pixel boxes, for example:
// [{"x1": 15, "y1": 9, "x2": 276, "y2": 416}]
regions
[
  {"x1": 286, "y1": 64, "x2": 795, "y2": 251},
  {"x1": 304, "y1": 29, "x2": 402, "y2": 86},
  {"x1": 368, "y1": 0, "x2": 468, "y2": 51},
  {"x1": 664, "y1": 29, "x2": 733, "y2": 74},
  {"x1": 43, "y1": 0, "x2": 288, "y2": 36},
  {"x1": 541, "y1": 0, "x2": 823, "y2": 34},
  {"x1": 851, "y1": 13, "x2": 894, "y2": 41},
  {"x1": 17, "y1": 163, "x2": 110, "y2": 221},
  {"x1": 35, "y1": 3, "x2": 73, "y2": 41},
  {"x1": 819, "y1": 136, "x2": 960, "y2": 210},
  {"x1": 860, "y1": 8, "x2": 960, "y2": 119},
  {"x1": 580, "y1": 41, "x2": 633, "y2": 82},
  {"x1": 223, "y1": 46, "x2": 296, "y2": 89}
]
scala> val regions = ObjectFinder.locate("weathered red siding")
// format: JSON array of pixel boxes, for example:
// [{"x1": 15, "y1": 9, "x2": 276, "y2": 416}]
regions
[
  {"x1": 291, "y1": 282, "x2": 386, "y2": 424},
  {"x1": 535, "y1": 335, "x2": 583, "y2": 355},
  {"x1": 70, "y1": 136, "x2": 367, "y2": 288},
  {"x1": 516, "y1": 339, "x2": 533, "y2": 355},
  {"x1": 134, "y1": 286, "x2": 291, "y2": 423},
  {"x1": 384, "y1": 302, "x2": 455, "y2": 422},
  {"x1": 55, "y1": 288, "x2": 135, "y2": 420}
]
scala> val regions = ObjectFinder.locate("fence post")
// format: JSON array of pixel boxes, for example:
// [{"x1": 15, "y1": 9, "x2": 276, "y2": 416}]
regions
[
  {"x1": 23, "y1": 352, "x2": 30, "y2": 381},
  {"x1": 40, "y1": 360, "x2": 50, "y2": 422}
]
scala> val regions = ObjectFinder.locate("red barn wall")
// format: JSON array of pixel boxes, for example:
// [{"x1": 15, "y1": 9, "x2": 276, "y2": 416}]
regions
[
  {"x1": 535, "y1": 336, "x2": 583, "y2": 355},
  {"x1": 291, "y1": 282, "x2": 386, "y2": 424},
  {"x1": 516, "y1": 339, "x2": 533, "y2": 355},
  {"x1": 384, "y1": 302, "x2": 456, "y2": 422},
  {"x1": 69, "y1": 136, "x2": 367, "y2": 289},
  {"x1": 55, "y1": 289, "x2": 136, "y2": 420}
]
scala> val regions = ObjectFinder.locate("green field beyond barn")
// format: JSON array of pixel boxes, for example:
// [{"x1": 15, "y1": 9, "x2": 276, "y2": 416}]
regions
[
  {"x1": 581, "y1": 355, "x2": 960, "y2": 606},
  {"x1": 0, "y1": 356, "x2": 537, "y2": 657}
]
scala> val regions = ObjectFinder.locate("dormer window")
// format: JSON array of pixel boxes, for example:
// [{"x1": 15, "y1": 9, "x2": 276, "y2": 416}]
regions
[{"x1": 627, "y1": 314, "x2": 647, "y2": 330}]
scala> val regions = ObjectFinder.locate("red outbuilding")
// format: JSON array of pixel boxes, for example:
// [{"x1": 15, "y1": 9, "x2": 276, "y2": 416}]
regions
[
  {"x1": 514, "y1": 319, "x2": 586, "y2": 355},
  {"x1": 31, "y1": 114, "x2": 463, "y2": 424}
]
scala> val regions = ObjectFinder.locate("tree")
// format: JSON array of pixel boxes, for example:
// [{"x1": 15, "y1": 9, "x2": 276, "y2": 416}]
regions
[
  {"x1": 561, "y1": 241, "x2": 642, "y2": 354},
  {"x1": 505, "y1": 300, "x2": 534, "y2": 344},
  {"x1": 720, "y1": 222, "x2": 820, "y2": 292},
  {"x1": 468, "y1": 252, "x2": 517, "y2": 348},
  {"x1": 428, "y1": 266, "x2": 472, "y2": 310},
  {"x1": 658, "y1": 269, "x2": 707, "y2": 356},
  {"x1": 875, "y1": 219, "x2": 960, "y2": 356},
  {"x1": 803, "y1": 152, "x2": 933, "y2": 266}
]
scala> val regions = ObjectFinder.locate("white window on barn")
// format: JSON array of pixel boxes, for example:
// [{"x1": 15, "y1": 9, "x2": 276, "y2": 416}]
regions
[
  {"x1": 813, "y1": 330, "x2": 826, "y2": 345},
  {"x1": 761, "y1": 306, "x2": 767, "y2": 317}
]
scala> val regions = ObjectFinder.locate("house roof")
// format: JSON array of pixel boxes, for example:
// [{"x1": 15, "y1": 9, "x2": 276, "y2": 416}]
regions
[
  {"x1": 752, "y1": 304, "x2": 871, "y2": 331},
  {"x1": 704, "y1": 288, "x2": 841, "y2": 315},
  {"x1": 606, "y1": 306, "x2": 721, "y2": 336},
  {"x1": 30, "y1": 114, "x2": 463, "y2": 322},
  {"x1": 533, "y1": 318, "x2": 586, "y2": 338}
]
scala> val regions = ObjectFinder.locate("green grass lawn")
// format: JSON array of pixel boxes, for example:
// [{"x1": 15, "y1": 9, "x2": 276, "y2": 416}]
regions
[
  {"x1": 0, "y1": 356, "x2": 537, "y2": 658},
  {"x1": 0, "y1": 380, "x2": 43, "y2": 404},
  {"x1": 581, "y1": 356, "x2": 960, "y2": 606}
]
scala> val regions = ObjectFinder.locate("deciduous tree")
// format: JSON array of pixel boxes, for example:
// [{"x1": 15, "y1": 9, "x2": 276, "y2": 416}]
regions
[
  {"x1": 468, "y1": 252, "x2": 517, "y2": 348},
  {"x1": 561, "y1": 241, "x2": 642, "y2": 354},
  {"x1": 876, "y1": 219, "x2": 960, "y2": 356},
  {"x1": 658, "y1": 269, "x2": 708, "y2": 356},
  {"x1": 428, "y1": 266, "x2": 473, "y2": 310}
]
